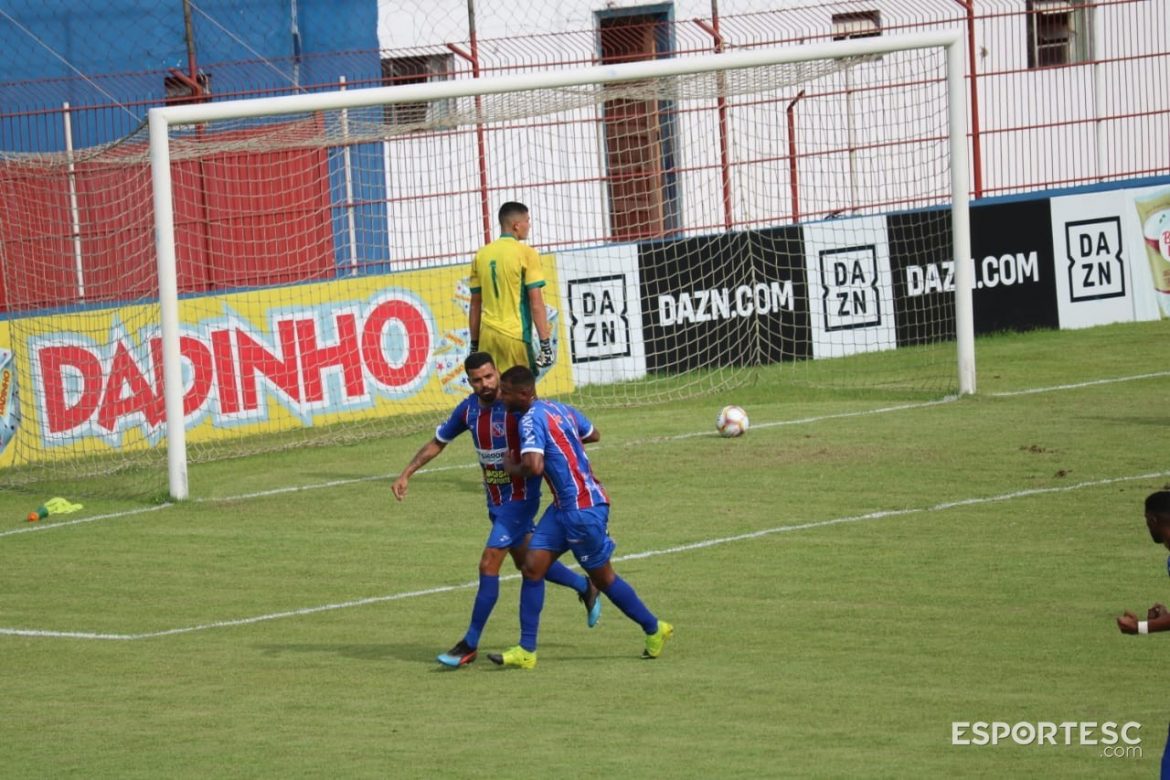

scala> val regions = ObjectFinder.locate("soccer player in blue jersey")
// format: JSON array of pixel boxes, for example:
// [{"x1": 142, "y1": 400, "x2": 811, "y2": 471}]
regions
[
  {"x1": 1115, "y1": 491, "x2": 1170, "y2": 776},
  {"x1": 391, "y1": 352, "x2": 601, "y2": 668},
  {"x1": 488, "y1": 365, "x2": 673, "y2": 669}
]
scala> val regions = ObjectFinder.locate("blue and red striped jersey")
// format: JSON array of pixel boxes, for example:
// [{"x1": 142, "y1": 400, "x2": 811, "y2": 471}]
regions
[
  {"x1": 518, "y1": 399, "x2": 609, "y2": 510},
  {"x1": 436, "y1": 394, "x2": 541, "y2": 507}
]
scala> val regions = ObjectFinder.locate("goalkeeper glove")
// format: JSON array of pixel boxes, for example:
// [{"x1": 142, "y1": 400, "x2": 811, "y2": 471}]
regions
[{"x1": 535, "y1": 338, "x2": 554, "y2": 369}]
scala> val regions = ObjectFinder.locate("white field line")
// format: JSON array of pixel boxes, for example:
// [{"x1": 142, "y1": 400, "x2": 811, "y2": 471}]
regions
[
  {"x1": 987, "y1": 370, "x2": 1170, "y2": 397},
  {"x1": 7, "y1": 368, "x2": 1164, "y2": 537},
  {"x1": 2, "y1": 469, "x2": 1167, "y2": 641},
  {"x1": 0, "y1": 398, "x2": 964, "y2": 539},
  {"x1": 1, "y1": 369, "x2": 1164, "y2": 639}
]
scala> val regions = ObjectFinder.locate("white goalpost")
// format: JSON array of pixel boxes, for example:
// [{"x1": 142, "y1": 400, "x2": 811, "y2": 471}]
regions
[
  {"x1": 147, "y1": 30, "x2": 972, "y2": 500},
  {"x1": 1, "y1": 31, "x2": 972, "y2": 500}
]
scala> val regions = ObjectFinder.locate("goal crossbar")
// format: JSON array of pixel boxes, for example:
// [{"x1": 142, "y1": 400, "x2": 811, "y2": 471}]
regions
[{"x1": 148, "y1": 30, "x2": 973, "y2": 500}]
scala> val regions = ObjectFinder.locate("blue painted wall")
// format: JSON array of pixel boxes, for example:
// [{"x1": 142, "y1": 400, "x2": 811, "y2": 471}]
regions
[
  {"x1": 1, "y1": 0, "x2": 382, "y2": 146},
  {"x1": 0, "y1": 0, "x2": 389, "y2": 274}
]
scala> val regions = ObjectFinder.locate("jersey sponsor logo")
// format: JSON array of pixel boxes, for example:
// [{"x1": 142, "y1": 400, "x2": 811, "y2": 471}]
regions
[
  {"x1": 819, "y1": 246, "x2": 881, "y2": 331},
  {"x1": 904, "y1": 251, "x2": 1042, "y2": 296},
  {"x1": 477, "y1": 446, "x2": 507, "y2": 467},
  {"x1": 1064, "y1": 217, "x2": 1126, "y2": 302},
  {"x1": 484, "y1": 468, "x2": 511, "y2": 486},
  {"x1": 568, "y1": 275, "x2": 631, "y2": 362},
  {"x1": 656, "y1": 281, "x2": 795, "y2": 327}
]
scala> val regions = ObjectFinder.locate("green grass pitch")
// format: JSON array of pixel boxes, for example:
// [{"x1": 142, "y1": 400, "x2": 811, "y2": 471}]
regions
[{"x1": 0, "y1": 319, "x2": 1167, "y2": 777}]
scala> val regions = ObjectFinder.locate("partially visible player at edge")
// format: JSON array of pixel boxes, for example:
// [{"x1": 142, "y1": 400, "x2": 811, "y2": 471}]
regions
[
  {"x1": 468, "y1": 201, "x2": 554, "y2": 373},
  {"x1": 489, "y1": 365, "x2": 673, "y2": 669},
  {"x1": 391, "y1": 352, "x2": 601, "y2": 668},
  {"x1": 1115, "y1": 490, "x2": 1170, "y2": 777},
  {"x1": 1116, "y1": 492, "x2": 1170, "y2": 636}
]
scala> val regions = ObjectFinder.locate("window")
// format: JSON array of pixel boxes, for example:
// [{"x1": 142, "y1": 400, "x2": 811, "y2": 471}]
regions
[
  {"x1": 831, "y1": 10, "x2": 882, "y2": 41},
  {"x1": 1027, "y1": 0, "x2": 1091, "y2": 68},
  {"x1": 380, "y1": 54, "x2": 454, "y2": 126}
]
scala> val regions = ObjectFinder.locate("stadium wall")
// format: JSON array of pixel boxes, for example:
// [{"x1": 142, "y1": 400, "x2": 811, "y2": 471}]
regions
[{"x1": 1, "y1": 175, "x2": 1166, "y2": 464}]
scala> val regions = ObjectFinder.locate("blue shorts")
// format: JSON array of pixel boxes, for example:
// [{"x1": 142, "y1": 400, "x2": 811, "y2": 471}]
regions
[
  {"x1": 485, "y1": 498, "x2": 540, "y2": 549},
  {"x1": 528, "y1": 504, "x2": 617, "y2": 570}
]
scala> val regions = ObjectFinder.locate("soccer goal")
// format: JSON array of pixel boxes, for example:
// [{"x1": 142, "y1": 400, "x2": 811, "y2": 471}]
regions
[{"x1": 0, "y1": 30, "x2": 972, "y2": 500}]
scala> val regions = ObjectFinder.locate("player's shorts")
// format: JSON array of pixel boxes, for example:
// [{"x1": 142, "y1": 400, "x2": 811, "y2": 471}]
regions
[
  {"x1": 485, "y1": 497, "x2": 540, "y2": 549},
  {"x1": 528, "y1": 503, "x2": 616, "y2": 570},
  {"x1": 479, "y1": 326, "x2": 535, "y2": 373}
]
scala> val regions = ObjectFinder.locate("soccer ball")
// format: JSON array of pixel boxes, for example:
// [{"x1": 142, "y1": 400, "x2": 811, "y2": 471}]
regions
[{"x1": 716, "y1": 405, "x2": 749, "y2": 438}]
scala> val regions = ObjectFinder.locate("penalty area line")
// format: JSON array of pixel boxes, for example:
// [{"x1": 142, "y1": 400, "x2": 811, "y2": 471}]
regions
[
  {"x1": 0, "y1": 397, "x2": 961, "y2": 538},
  {"x1": 2, "y1": 469, "x2": 1166, "y2": 642},
  {"x1": 988, "y1": 370, "x2": 1170, "y2": 397},
  {"x1": 7, "y1": 368, "x2": 1159, "y2": 537}
]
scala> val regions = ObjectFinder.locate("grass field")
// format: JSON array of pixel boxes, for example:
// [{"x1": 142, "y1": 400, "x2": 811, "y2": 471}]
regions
[{"x1": 1, "y1": 319, "x2": 1168, "y2": 778}]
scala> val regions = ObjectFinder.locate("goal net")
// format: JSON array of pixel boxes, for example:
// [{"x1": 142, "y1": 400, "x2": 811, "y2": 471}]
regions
[{"x1": 0, "y1": 32, "x2": 971, "y2": 499}]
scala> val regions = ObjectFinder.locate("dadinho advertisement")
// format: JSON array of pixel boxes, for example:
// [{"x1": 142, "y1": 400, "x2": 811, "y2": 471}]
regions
[{"x1": 0, "y1": 260, "x2": 571, "y2": 468}]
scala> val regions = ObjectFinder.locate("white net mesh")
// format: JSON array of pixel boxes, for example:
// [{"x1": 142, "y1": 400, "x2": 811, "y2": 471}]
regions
[{"x1": 0, "y1": 41, "x2": 960, "y2": 495}]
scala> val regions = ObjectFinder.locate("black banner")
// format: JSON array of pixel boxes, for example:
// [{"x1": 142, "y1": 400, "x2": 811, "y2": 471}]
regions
[
  {"x1": 637, "y1": 227, "x2": 809, "y2": 372},
  {"x1": 969, "y1": 199, "x2": 1059, "y2": 333},
  {"x1": 888, "y1": 208, "x2": 956, "y2": 347}
]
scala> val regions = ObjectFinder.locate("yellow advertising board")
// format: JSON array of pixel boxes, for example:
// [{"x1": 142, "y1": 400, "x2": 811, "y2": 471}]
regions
[{"x1": 0, "y1": 259, "x2": 572, "y2": 468}]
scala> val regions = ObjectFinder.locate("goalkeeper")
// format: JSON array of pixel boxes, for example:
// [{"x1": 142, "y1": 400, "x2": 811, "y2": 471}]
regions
[{"x1": 468, "y1": 202, "x2": 555, "y2": 372}]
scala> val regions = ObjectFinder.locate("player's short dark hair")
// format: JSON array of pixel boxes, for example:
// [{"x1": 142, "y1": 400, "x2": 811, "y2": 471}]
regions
[
  {"x1": 1147, "y1": 491, "x2": 1170, "y2": 515},
  {"x1": 1146, "y1": 491, "x2": 1170, "y2": 544},
  {"x1": 498, "y1": 201, "x2": 528, "y2": 227},
  {"x1": 464, "y1": 351, "x2": 495, "y2": 372},
  {"x1": 500, "y1": 364, "x2": 536, "y2": 389}
]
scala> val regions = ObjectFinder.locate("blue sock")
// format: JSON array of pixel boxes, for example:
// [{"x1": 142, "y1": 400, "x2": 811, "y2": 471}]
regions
[
  {"x1": 601, "y1": 575, "x2": 657, "y2": 634},
  {"x1": 462, "y1": 573, "x2": 499, "y2": 648},
  {"x1": 544, "y1": 560, "x2": 587, "y2": 594},
  {"x1": 519, "y1": 577, "x2": 545, "y2": 652}
]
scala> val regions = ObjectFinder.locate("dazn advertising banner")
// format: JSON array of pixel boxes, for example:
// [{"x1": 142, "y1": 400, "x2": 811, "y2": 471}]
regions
[{"x1": 636, "y1": 227, "x2": 809, "y2": 373}]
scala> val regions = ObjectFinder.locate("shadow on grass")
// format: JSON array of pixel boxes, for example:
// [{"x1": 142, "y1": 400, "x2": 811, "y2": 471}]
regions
[
  {"x1": 254, "y1": 639, "x2": 633, "y2": 668},
  {"x1": 256, "y1": 642, "x2": 432, "y2": 663}
]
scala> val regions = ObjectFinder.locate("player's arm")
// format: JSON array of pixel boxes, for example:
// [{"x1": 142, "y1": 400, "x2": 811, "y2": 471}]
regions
[
  {"x1": 503, "y1": 448, "x2": 544, "y2": 478},
  {"x1": 523, "y1": 249, "x2": 554, "y2": 367},
  {"x1": 527, "y1": 284, "x2": 551, "y2": 342},
  {"x1": 572, "y1": 405, "x2": 599, "y2": 444},
  {"x1": 391, "y1": 438, "x2": 448, "y2": 501},
  {"x1": 468, "y1": 290, "x2": 482, "y2": 352},
  {"x1": 1117, "y1": 603, "x2": 1170, "y2": 635},
  {"x1": 528, "y1": 285, "x2": 554, "y2": 368},
  {"x1": 521, "y1": 451, "x2": 545, "y2": 478}
]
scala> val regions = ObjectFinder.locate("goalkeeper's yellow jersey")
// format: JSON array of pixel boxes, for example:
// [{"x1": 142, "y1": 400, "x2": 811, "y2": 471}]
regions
[{"x1": 469, "y1": 234, "x2": 546, "y2": 343}]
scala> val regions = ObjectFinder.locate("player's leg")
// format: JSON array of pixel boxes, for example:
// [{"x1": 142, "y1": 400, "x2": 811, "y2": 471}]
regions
[
  {"x1": 511, "y1": 509, "x2": 601, "y2": 627},
  {"x1": 436, "y1": 510, "x2": 514, "y2": 668},
  {"x1": 488, "y1": 508, "x2": 567, "y2": 668},
  {"x1": 569, "y1": 506, "x2": 673, "y2": 659}
]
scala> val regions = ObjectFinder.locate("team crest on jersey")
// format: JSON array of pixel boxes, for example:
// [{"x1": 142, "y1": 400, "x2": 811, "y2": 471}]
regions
[{"x1": 492, "y1": 421, "x2": 505, "y2": 438}]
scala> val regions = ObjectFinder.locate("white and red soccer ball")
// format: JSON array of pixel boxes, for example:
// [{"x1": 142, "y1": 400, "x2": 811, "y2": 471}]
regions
[{"x1": 716, "y1": 404, "x2": 749, "y2": 438}]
